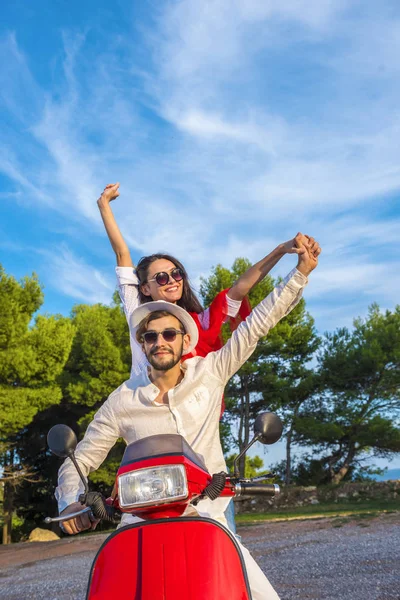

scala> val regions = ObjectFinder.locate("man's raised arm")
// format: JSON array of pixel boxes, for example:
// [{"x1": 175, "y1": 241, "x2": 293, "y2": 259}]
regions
[{"x1": 207, "y1": 240, "x2": 320, "y2": 384}]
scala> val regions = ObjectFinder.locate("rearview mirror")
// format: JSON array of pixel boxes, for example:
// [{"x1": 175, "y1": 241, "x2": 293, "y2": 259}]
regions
[
  {"x1": 47, "y1": 424, "x2": 77, "y2": 458},
  {"x1": 254, "y1": 412, "x2": 283, "y2": 445},
  {"x1": 233, "y1": 411, "x2": 283, "y2": 476}
]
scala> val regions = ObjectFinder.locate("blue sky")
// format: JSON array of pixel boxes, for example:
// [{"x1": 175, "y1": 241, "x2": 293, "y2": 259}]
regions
[{"x1": 1, "y1": 1, "x2": 399, "y2": 466}]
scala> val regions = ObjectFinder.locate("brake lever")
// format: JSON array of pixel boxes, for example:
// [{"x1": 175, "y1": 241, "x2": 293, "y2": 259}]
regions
[{"x1": 44, "y1": 506, "x2": 94, "y2": 524}]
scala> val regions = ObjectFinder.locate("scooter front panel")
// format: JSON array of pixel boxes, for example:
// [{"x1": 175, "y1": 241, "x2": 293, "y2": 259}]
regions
[{"x1": 86, "y1": 517, "x2": 251, "y2": 600}]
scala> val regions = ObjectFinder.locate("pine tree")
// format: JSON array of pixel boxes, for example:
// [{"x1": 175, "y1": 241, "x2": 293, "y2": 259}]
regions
[
  {"x1": 0, "y1": 266, "x2": 74, "y2": 543},
  {"x1": 200, "y1": 258, "x2": 320, "y2": 479}
]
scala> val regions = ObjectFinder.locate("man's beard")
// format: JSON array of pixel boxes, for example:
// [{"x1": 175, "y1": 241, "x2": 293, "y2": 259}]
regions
[{"x1": 147, "y1": 344, "x2": 183, "y2": 371}]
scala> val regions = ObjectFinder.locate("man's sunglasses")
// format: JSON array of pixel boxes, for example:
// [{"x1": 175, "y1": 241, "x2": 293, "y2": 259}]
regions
[
  {"x1": 141, "y1": 328, "x2": 185, "y2": 344},
  {"x1": 147, "y1": 267, "x2": 184, "y2": 287}
]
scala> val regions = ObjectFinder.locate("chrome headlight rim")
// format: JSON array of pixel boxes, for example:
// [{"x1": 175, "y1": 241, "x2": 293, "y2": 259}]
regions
[{"x1": 118, "y1": 463, "x2": 188, "y2": 509}]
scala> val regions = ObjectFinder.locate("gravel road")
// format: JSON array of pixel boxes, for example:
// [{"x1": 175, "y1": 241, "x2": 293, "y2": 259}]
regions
[{"x1": 0, "y1": 513, "x2": 398, "y2": 599}]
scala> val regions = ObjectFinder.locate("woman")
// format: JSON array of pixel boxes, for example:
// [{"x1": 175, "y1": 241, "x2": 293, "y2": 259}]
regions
[
  {"x1": 97, "y1": 183, "x2": 312, "y2": 377},
  {"x1": 98, "y1": 183, "x2": 317, "y2": 535}
]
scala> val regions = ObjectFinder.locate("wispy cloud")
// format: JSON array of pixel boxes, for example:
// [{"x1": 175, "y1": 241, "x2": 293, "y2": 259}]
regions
[
  {"x1": 0, "y1": 1, "x2": 399, "y2": 331},
  {"x1": 40, "y1": 246, "x2": 114, "y2": 305},
  {"x1": 147, "y1": 0, "x2": 400, "y2": 213}
]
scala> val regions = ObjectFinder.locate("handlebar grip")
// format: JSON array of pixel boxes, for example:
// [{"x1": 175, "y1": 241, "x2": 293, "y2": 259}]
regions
[
  {"x1": 235, "y1": 483, "x2": 280, "y2": 498},
  {"x1": 84, "y1": 491, "x2": 121, "y2": 523}
]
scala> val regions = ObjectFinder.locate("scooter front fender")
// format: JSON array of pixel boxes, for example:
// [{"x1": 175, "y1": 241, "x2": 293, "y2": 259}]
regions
[{"x1": 86, "y1": 517, "x2": 252, "y2": 600}]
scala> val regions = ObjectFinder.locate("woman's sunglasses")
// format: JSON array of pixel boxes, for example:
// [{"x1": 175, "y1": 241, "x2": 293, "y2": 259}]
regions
[
  {"x1": 147, "y1": 267, "x2": 184, "y2": 287},
  {"x1": 141, "y1": 328, "x2": 185, "y2": 344}
]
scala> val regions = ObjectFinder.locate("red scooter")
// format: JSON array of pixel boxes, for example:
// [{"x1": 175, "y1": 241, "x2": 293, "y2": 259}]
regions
[{"x1": 46, "y1": 412, "x2": 283, "y2": 600}]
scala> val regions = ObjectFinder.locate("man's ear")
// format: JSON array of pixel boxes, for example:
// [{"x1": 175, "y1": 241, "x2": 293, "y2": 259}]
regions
[
  {"x1": 182, "y1": 334, "x2": 191, "y2": 352},
  {"x1": 140, "y1": 283, "x2": 152, "y2": 297}
]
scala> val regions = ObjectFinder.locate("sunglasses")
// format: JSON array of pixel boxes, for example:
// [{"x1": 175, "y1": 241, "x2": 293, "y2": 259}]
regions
[
  {"x1": 147, "y1": 267, "x2": 184, "y2": 287},
  {"x1": 141, "y1": 328, "x2": 185, "y2": 344}
]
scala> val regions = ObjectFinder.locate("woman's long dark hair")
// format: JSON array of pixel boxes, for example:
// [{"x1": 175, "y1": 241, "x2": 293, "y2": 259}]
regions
[{"x1": 136, "y1": 253, "x2": 203, "y2": 314}]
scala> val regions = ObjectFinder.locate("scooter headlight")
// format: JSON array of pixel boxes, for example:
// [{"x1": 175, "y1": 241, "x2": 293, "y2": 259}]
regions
[{"x1": 118, "y1": 464, "x2": 188, "y2": 509}]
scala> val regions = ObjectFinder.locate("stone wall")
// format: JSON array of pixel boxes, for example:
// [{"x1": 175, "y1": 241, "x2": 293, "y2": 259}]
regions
[{"x1": 234, "y1": 479, "x2": 400, "y2": 513}]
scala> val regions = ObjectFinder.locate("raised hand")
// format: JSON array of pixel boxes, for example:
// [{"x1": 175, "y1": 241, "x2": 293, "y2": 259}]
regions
[
  {"x1": 97, "y1": 183, "x2": 120, "y2": 207},
  {"x1": 303, "y1": 235, "x2": 320, "y2": 259},
  {"x1": 296, "y1": 235, "x2": 321, "y2": 277},
  {"x1": 283, "y1": 232, "x2": 312, "y2": 255}
]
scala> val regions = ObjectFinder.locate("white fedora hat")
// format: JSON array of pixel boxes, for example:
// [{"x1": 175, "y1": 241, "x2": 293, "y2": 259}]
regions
[{"x1": 130, "y1": 301, "x2": 199, "y2": 355}]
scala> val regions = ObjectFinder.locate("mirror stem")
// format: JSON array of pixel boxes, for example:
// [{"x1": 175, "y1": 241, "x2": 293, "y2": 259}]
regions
[
  {"x1": 233, "y1": 433, "x2": 262, "y2": 478},
  {"x1": 69, "y1": 452, "x2": 89, "y2": 495}
]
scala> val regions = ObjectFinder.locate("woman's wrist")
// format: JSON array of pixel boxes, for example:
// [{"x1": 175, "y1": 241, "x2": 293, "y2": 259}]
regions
[
  {"x1": 97, "y1": 198, "x2": 110, "y2": 212},
  {"x1": 275, "y1": 243, "x2": 287, "y2": 257}
]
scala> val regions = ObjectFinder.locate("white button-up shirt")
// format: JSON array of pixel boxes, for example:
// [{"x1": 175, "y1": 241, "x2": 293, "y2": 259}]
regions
[{"x1": 56, "y1": 268, "x2": 307, "y2": 526}]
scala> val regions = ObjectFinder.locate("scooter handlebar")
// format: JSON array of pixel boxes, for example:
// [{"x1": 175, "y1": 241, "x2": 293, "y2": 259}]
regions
[
  {"x1": 44, "y1": 493, "x2": 121, "y2": 526},
  {"x1": 235, "y1": 482, "x2": 280, "y2": 498},
  {"x1": 44, "y1": 506, "x2": 93, "y2": 524}
]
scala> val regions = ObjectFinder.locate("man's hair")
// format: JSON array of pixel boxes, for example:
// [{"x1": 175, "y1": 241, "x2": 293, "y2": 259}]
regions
[{"x1": 136, "y1": 310, "x2": 186, "y2": 343}]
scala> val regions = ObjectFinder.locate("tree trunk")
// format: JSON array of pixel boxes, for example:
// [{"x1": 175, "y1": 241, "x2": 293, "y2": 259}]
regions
[
  {"x1": 285, "y1": 427, "x2": 293, "y2": 486},
  {"x1": 2, "y1": 481, "x2": 13, "y2": 545},
  {"x1": 331, "y1": 444, "x2": 356, "y2": 484},
  {"x1": 285, "y1": 403, "x2": 301, "y2": 485},
  {"x1": 238, "y1": 377, "x2": 245, "y2": 461},
  {"x1": 238, "y1": 376, "x2": 250, "y2": 477}
]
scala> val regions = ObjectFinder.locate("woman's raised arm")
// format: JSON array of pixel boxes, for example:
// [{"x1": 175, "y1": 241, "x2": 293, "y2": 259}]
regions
[
  {"x1": 227, "y1": 232, "x2": 316, "y2": 302},
  {"x1": 97, "y1": 183, "x2": 133, "y2": 267}
]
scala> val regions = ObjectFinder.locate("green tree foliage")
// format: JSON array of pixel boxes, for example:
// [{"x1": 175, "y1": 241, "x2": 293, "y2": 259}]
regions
[
  {"x1": 200, "y1": 258, "x2": 320, "y2": 480},
  {"x1": 225, "y1": 454, "x2": 266, "y2": 478},
  {"x1": 3, "y1": 260, "x2": 400, "y2": 542},
  {"x1": 14, "y1": 300, "x2": 131, "y2": 536},
  {"x1": 63, "y1": 302, "x2": 131, "y2": 494},
  {"x1": 270, "y1": 456, "x2": 386, "y2": 485},
  {"x1": 294, "y1": 305, "x2": 400, "y2": 484},
  {"x1": 0, "y1": 265, "x2": 74, "y2": 543},
  {"x1": 63, "y1": 303, "x2": 131, "y2": 408}
]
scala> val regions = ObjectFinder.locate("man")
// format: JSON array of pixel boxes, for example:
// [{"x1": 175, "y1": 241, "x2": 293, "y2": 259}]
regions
[{"x1": 56, "y1": 239, "x2": 320, "y2": 599}]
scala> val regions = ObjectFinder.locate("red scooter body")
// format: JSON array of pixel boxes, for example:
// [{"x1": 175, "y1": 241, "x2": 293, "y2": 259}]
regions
[
  {"x1": 86, "y1": 434, "x2": 251, "y2": 599},
  {"x1": 86, "y1": 517, "x2": 251, "y2": 600},
  {"x1": 47, "y1": 415, "x2": 283, "y2": 600}
]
